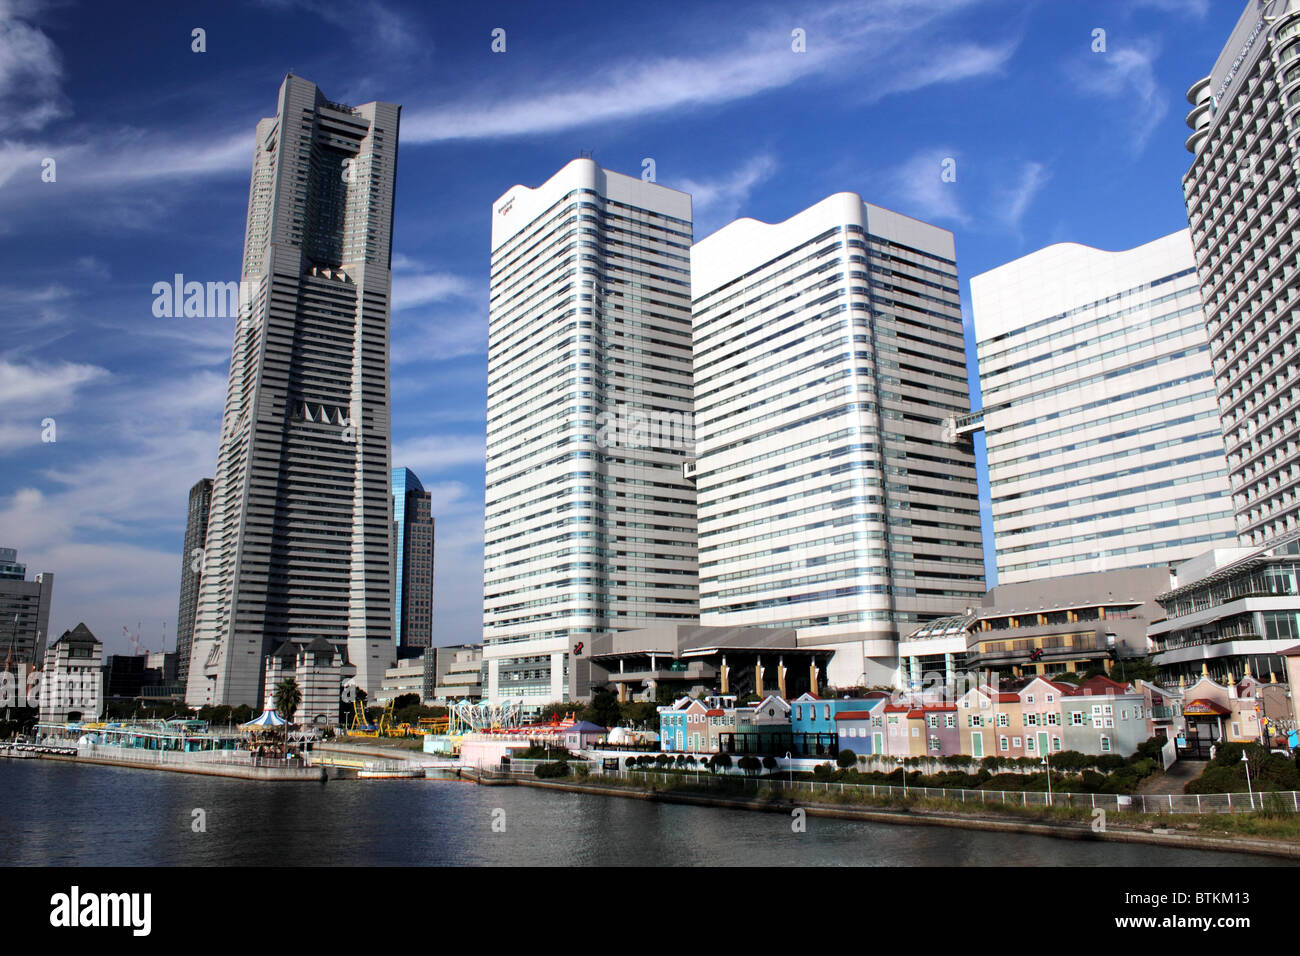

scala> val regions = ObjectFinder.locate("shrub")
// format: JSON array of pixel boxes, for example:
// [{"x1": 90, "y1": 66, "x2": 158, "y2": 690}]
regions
[
  {"x1": 1095, "y1": 754, "x2": 1127, "y2": 773},
  {"x1": 762, "y1": 755, "x2": 778, "y2": 771},
  {"x1": 534, "y1": 761, "x2": 569, "y2": 779},
  {"x1": 812, "y1": 762, "x2": 835, "y2": 781},
  {"x1": 837, "y1": 749, "x2": 857, "y2": 769}
]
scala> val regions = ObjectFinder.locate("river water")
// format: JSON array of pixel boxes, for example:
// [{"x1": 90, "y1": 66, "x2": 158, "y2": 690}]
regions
[{"x1": 0, "y1": 760, "x2": 1286, "y2": 866}]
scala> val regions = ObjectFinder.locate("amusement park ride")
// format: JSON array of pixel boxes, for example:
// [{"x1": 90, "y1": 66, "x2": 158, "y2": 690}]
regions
[{"x1": 343, "y1": 697, "x2": 578, "y2": 741}]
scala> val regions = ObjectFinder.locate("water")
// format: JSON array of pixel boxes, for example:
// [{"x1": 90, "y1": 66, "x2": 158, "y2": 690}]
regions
[{"x1": 0, "y1": 760, "x2": 1286, "y2": 866}]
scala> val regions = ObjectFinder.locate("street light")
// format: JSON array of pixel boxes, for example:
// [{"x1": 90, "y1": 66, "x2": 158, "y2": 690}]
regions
[
  {"x1": 1242, "y1": 750, "x2": 1255, "y2": 811},
  {"x1": 1041, "y1": 753, "x2": 1053, "y2": 807},
  {"x1": 897, "y1": 755, "x2": 907, "y2": 800}
]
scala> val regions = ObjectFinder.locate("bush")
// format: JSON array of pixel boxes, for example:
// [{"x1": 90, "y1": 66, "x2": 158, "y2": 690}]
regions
[
  {"x1": 762, "y1": 755, "x2": 778, "y2": 771},
  {"x1": 534, "y1": 761, "x2": 569, "y2": 779},
  {"x1": 1095, "y1": 754, "x2": 1127, "y2": 773},
  {"x1": 738, "y1": 755, "x2": 762, "y2": 776},
  {"x1": 812, "y1": 762, "x2": 835, "y2": 781},
  {"x1": 837, "y1": 749, "x2": 857, "y2": 769}
]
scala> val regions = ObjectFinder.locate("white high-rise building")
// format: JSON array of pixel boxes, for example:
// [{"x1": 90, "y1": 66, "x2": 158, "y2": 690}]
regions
[
  {"x1": 186, "y1": 75, "x2": 400, "y2": 708},
  {"x1": 482, "y1": 159, "x2": 698, "y2": 707},
  {"x1": 691, "y1": 193, "x2": 985, "y2": 687},
  {"x1": 1183, "y1": 0, "x2": 1300, "y2": 547},
  {"x1": 971, "y1": 230, "x2": 1237, "y2": 585}
]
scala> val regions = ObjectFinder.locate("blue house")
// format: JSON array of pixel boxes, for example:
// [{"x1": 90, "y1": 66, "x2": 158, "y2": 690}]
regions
[{"x1": 790, "y1": 692, "x2": 890, "y2": 756}]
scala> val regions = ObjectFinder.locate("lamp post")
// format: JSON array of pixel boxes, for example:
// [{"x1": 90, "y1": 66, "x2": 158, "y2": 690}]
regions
[
  {"x1": 897, "y1": 755, "x2": 907, "y2": 800},
  {"x1": 1242, "y1": 750, "x2": 1255, "y2": 811},
  {"x1": 1041, "y1": 753, "x2": 1053, "y2": 807}
]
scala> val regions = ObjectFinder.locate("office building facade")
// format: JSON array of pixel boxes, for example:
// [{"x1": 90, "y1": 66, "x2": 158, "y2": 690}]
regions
[
  {"x1": 393, "y1": 467, "x2": 434, "y2": 650},
  {"x1": 0, "y1": 548, "x2": 52, "y2": 668},
  {"x1": 691, "y1": 193, "x2": 985, "y2": 687},
  {"x1": 482, "y1": 159, "x2": 699, "y2": 707},
  {"x1": 186, "y1": 75, "x2": 400, "y2": 708},
  {"x1": 175, "y1": 477, "x2": 212, "y2": 687},
  {"x1": 971, "y1": 231, "x2": 1237, "y2": 583},
  {"x1": 1183, "y1": 1, "x2": 1300, "y2": 546}
]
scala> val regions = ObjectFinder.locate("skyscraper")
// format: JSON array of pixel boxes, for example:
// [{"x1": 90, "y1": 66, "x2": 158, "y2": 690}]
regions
[
  {"x1": 691, "y1": 193, "x2": 985, "y2": 687},
  {"x1": 0, "y1": 548, "x2": 52, "y2": 668},
  {"x1": 393, "y1": 466, "x2": 434, "y2": 650},
  {"x1": 482, "y1": 159, "x2": 698, "y2": 707},
  {"x1": 174, "y1": 477, "x2": 212, "y2": 687},
  {"x1": 970, "y1": 231, "x2": 1237, "y2": 584},
  {"x1": 1183, "y1": 1, "x2": 1300, "y2": 547},
  {"x1": 186, "y1": 75, "x2": 400, "y2": 708}
]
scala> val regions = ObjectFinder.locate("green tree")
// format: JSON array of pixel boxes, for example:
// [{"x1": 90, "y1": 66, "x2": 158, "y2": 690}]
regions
[
  {"x1": 584, "y1": 689, "x2": 621, "y2": 728},
  {"x1": 836, "y1": 748, "x2": 857, "y2": 769},
  {"x1": 272, "y1": 677, "x2": 302, "y2": 722}
]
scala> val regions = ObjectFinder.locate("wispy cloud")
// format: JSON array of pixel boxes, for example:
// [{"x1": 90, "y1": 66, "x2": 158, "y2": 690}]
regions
[
  {"x1": 402, "y1": 1, "x2": 1016, "y2": 143},
  {"x1": 884, "y1": 148, "x2": 969, "y2": 226},
  {"x1": 679, "y1": 154, "x2": 778, "y2": 240},
  {"x1": 998, "y1": 161, "x2": 1049, "y2": 230},
  {"x1": 1071, "y1": 39, "x2": 1167, "y2": 154},
  {"x1": 392, "y1": 310, "x2": 487, "y2": 365},
  {"x1": 0, "y1": 0, "x2": 65, "y2": 133},
  {"x1": 391, "y1": 271, "x2": 478, "y2": 312},
  {"x1": 392, "y1": 433, "x2": 486, "y2": 475},
  {"x1": 1129, "y1": 0, "x2": 1209, "y2": 18}
]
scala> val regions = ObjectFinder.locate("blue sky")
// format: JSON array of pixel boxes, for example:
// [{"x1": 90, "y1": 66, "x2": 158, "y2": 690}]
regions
[{"x1": 0, "y1": 0, "x2": 1244, "y2": 655}]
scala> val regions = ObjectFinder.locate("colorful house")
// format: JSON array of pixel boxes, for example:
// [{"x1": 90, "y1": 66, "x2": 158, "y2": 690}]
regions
[
  {"x1": 658, "y1": 697, "x2": 710, "y2": 752},
  {"x1": 1017, "y1": 677, "x2": 1073, "y2": 757},
  {"x1": 833, "y1": 698, "x2": 887, "y2": 757},
  {"x1": 791, "y1": 692, "x2": 887, "y2": 756},
  {"x1": 957, "y1": 685, "x2": 1019, "y2": 759},
  {"x1": 918, "y1": 703, "x2": 961, "y2": 755}
]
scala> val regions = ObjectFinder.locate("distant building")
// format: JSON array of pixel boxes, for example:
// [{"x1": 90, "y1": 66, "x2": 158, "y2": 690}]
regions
[
  {"x1": 586, "y1": 624, "x2": 832, "y2": 705},
  {"x1": 692, "y1": 192, "x2": 984, "y2": 688},
  {"x1": 379, "y1": 656, "x2": 425, "y2": 702},
  {"x1": 393, "y1": 467, "x2": 434, "y2": 651},
  {"x1": 263, "y1": 638, "x2": 352, "y2": 726},
  {"x1": 482, "y1": 159, "x2": 699, "y2": 708},
  {"x1": 1149, "y1": 531, "x2": 1300, "y2": 684},
  {"x1": 971, "y1": 231, "x2": 1236, "y2": 583},
  {"x1": 38, "y1": 623, "x2": 102, "y2": 723},
  {"x1": 186, "y1": 75, "x2": 401, "y2": 709},
  {"x1": 0, "y1": 548, "x2": 53, "y2": 668},
  {"x1": 430, "y1": 644, "x2": 483, "y2": 702},
  {"x1": 175, "y1": 478, "x2": 212, "y2": 688}
]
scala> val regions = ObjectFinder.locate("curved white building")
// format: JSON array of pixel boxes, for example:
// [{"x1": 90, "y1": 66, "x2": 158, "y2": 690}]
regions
[
  {"x1": 692, "y1": 194, "x2": 985, "y2": 687},
  {"x1": 971, "y1": 231, "x2": 1237, "y2": 584},
  {"x1": 482, "y1": 159, "x2": 699, "y2": 707}
]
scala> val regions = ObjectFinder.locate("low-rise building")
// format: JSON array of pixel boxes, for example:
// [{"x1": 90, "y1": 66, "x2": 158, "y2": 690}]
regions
[
  {"x1": 659, "y1": 697, "x2": 710, "y2": 753},
  {"x1": 263, "y1": 638, "x2": 352, "y2": 726},
  {"x1": 37, "y1": 623, "x2": 102, "y2": 723},
  {"x1": 1150, "y1": 533, "x2": 1300, "y2": 685}
]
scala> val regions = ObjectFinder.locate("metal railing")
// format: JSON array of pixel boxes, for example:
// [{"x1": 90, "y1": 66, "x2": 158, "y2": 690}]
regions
[{"x1": 488, "y1": 764, "x2": 1300, "y2": 814}]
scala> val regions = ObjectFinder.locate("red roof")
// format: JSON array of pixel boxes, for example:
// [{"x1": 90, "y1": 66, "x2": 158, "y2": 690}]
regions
[
  {"x1": 921, "y1": 703, "x2": 957, "y2": 712},
  {"x1": 883, "y1": 703, "x2": 912, "y2": 713},
  {"x1": 1078, "y1": 675, "x2": 1132, "y2": 696},
  {"x1": 906, "y1": 709, "x2": 925, "y2": 719},
  {"x1": 834, "y1": 711, "x2": 876, "y2": 721},
  {"x1": 705, "y1": 709, "x2": 724, "y2": 717}
]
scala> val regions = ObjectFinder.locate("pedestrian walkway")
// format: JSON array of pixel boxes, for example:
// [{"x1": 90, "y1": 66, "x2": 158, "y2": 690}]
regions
[{"x1": 1136, "y1": 759, "x2": 1207, "y2": 795}]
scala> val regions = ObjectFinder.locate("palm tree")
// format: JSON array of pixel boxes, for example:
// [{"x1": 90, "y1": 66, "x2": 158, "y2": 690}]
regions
[{"x1": 273, "y1": 677, "x2": 302, "y2": 723}]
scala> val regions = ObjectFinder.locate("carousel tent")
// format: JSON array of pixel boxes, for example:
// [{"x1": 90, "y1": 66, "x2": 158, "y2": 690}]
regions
[{"x1": 243, "y1": 708, "x2": 289, "y2": 730}]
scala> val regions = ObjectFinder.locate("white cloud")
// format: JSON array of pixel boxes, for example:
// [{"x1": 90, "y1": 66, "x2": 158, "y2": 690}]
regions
[
  {"x1": 391, "y1": 433, "x2": 486, "y2": 475},
  {"x1": 679, "y1": 154, "x2": 778, "y2": 240},
  {"x1": 1072, "y1": 40, "x2": 1167, "y2": 153},
  {"x1": 0, "y1": 357, "x2": 109, "y2": 407},
  {"x1": 884, "y1": 148, "x2": 969, "y2": 226},
  {"x1": 999, "y1": 161, "x2": 1050, "y2": 230},
  {"x1": 391, "y1": 271, "x2": 477, "y2": 311},
  {"x1": 0, "y1": 0, "x2": 65, "y2": 134},
  {"x1": 402, "y1": 1, "x2": 1015, "y2": 143},
  {"x1": 1130, "y1": 0, "x2": 1209, "y2": 18},
  {"x1": 392, "y1": 310, "x2": 487, "y2": 365}
]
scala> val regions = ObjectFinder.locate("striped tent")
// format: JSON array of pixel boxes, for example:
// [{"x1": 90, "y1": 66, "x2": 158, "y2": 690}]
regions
[{"x1": 243, "y1": 708, "x2": 289, "y2": 730}]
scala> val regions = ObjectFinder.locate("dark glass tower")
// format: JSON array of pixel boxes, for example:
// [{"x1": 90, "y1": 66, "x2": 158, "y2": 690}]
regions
[{"x1": 393, "y1": 467, "x2": 434, "y2": 650}]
